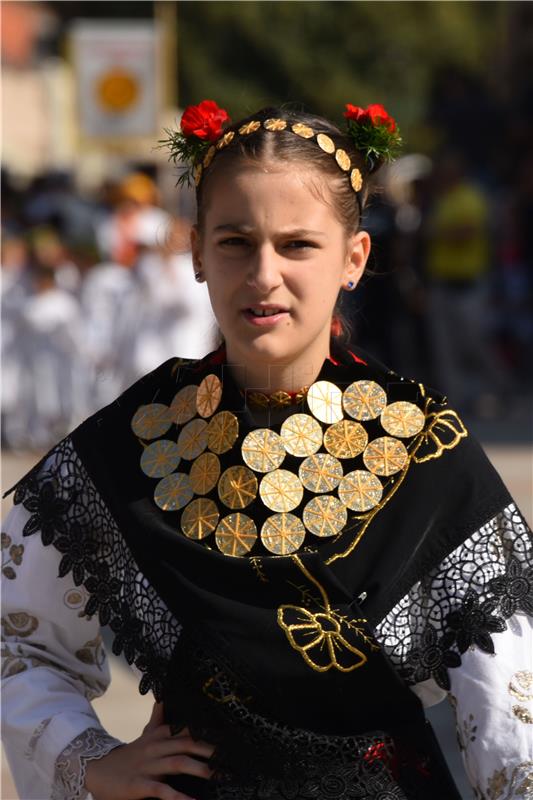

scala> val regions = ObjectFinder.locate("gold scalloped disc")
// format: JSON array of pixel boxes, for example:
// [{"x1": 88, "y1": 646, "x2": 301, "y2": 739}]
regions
[
  {"x1": 317, "y1": 133, "x2": 335, "y2": 154},
  {"x1": 280, "y1": 413, "x2": 323, "y2": 457},
  {"x1": 337, "y1": 470, "x2": 383, "y2": 512},
  {"x1": 298, "y1": 453, "x2": 343, "y2": 494},
  {"x1": 180, "y1": 498, "x2": 219, "y2": 540},
  {"x1": 170, "y1": 385, "x2": 198, "y2": 426},
  {"x1": 154, "y1": 473, "x2": 194, "y2": 511},
  {"x1": 323, "y1": 420, "x2": 368, "y2": 459},
  {"x1": 292, "y1": 123, "x2": 314, "y2": 138},
  {"x1": 303, "y1": 495, "x2": 347, "y2": 537},
  {"x1": 131, "y1": 403, "x2": 173, "y2": 440},
  {"x1": 189, "y1": 452, "x2": 221, "y2": 495},
  {"x1": 241, "y1": 429, "x2": 286, "y2": 473},
  {"x1": 140, "y1": 439, "x2": 181, "y2": 478},
  {"x1": 203, "y1": 146, "x2": 216, "y2": 168},
  {"x1": 335, "y1": 149, "x2": 351, "y2": 171},
  {"x1": 196, "y1": 374, "x2": 223, "y2": 418},
  {"x1": 215, "y1": 513, "x2": 257, "y2": 556},
  {"x1": 207, "y1": 411, "x2": 239, "y2": 454},
  {"x1": 350, "y1": 168, "x2": 363, "y2": 192},
  {"x1": 380, "y1": 401, "x2": 425, "y2": 438},
  {"x1": 177, "y1": 418, "x2": 208, "y2": 461},
  {"x1": 260, "y1": 513, "x2": 306, "y2": 555},
  {"x1": 363, "y1": 436, "x2": 408, "y2": 476},
  {"x1": 342, "y1": 380, "x2": 387, "y2": 421},
  {"x1": 307, "y1": 381, "x2": 344, "y2": 424},
  {"x1": 264, "y1": 118, "x2": 287, "y2": 131},
  {"x1": 259, "y1": 469, "x2": 303, "y2": 513},
  {"x1": 239, "y1": 120, "x2": 261, "y2": 135},
  {"x1": 218, "y1": 465, "x2": 258, "y2": 509},
  {"x1": 216, "y1": 131, "x2": 235, "y2": 150}
]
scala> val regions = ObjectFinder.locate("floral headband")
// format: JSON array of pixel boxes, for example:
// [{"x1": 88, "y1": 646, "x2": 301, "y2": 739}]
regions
[{"x1": 160, "y1": 100, "x2": 401, "y2": 194}]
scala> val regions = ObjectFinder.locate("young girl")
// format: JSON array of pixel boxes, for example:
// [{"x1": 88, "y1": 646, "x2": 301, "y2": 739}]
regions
[{"x1": 2, "y1": 101, "x2": 532, "y2": 800}]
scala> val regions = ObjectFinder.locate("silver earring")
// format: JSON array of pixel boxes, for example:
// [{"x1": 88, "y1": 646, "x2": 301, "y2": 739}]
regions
[{"x1": 194, "y1": 271, "x2": 203, "y2": 282}]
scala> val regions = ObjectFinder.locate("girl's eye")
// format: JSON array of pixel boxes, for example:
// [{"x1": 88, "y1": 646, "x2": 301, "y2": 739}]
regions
[
  {"x1": 285, "y1": 240, "x2": 316, "y2": 249},
  {"x1": 219, "y1": 237, "x2": 249, "y2": 247}
]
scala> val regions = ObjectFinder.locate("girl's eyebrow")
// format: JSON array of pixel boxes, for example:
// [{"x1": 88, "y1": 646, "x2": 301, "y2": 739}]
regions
[{"x1": 213, "y1": 224, "x2": 326, "y2": 238}]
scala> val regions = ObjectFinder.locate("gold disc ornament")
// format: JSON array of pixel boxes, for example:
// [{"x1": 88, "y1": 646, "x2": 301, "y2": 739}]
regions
[
  {"x1": 317, "y1": 133, "x2": 335, "y2": 154},
  {"x1": 239, "y1": 120, "x2": 261, "y2": 135},
  {"x1": 131, "y1": 404, "x2": 173, "y2": 440},
  {"x1": 292, "y1": 123, "x2": 314, "y2": 138},
  {"x1": 303, "y1": 496, "x2": 347, "y2": 537},
  {"x1": 196, "y1": 374, "x2": 223, "y2": 418},
  {"x1": 189, "y1": 452, "x2": 221, "y2": 495},
  {"x1": 324, "y1": 420, "x2": 368, "y2": 459},
  {"x1": 180, "y1": 498, "x2": 219, "y2": 540},
  {"x1": 280, "y1": 413, "x2": 323, "y2": 457},
  {"x1": 140, "y1": 440, "x2": 181, "y2": 478},
  {"x1": 260, "y1": 513, "x2": 306, "y2": 555},
  {"x1": 350, "y1": 168, "x2": 363, "y2": 193},
  {"x1": 380, "y1": 401, "x2": 425, "y2": 438},
  {"x1": 241, "y1": 429, "x2": 286, "y2": 473},
  {"x1": 170, "y1": 385, "x2": 198, "y2": 425},
  {"x1": 307, "y1": 381, "x2": 344, "y2": 424},
  {"x1": 215, "y1": 513, "x2": 257, "y2": 556},
  {"x1": 177, "y1": 418, "x2": 208, "y2": 460},
  {"x1": 154, "y1": 473, "x2": 194, "y2": 512},
  {"x1": 218, "y1": 465, "x2": 258, "y2": 509},
  {"x1": 343, "y1": 380, "x2": 387, "y2": 421},
  {"x1": 363, "y1": 436, "x2": 408, "y2": 476},
  {"x1": 299, "y1": 454, "x2": 343, "y2": 494},
  {"x1": 338, "y1": 470, "x2": 383, "y2": 512},
  {"x1": 264, "y1": 118, "x2": 287, "y2": 131},
  {"x1": 259, "y1": 469, "x2": 304, "y2": 513},
  {"x1": 335, "y1": 149, "x2": 351, "y2": 171},
  {"x1": 207, "y1": 411, "x2": 239, "y2": 454}
]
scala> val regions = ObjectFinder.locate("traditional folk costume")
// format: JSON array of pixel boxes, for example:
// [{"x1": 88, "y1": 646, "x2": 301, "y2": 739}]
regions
[{"x1": 2, "y1": 343, "x2": 532, "y2": 800}]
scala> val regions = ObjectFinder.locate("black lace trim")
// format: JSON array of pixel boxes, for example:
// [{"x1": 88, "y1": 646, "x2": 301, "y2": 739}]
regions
[{"x1": 12, "y1": 437, "x2": 181, "y2": 700}]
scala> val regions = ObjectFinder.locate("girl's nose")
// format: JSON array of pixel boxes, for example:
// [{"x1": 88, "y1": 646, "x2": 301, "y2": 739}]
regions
[{"x1": 246, "y1": 245, "x2": 283, "y2": 293}]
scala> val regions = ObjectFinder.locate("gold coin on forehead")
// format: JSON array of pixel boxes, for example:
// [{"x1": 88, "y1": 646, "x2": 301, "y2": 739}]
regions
[
  {"x1": 338, "y1": 470, "x2": 383, "y2": 512},
  {"x1": 363, "y1": 436, "x2": 408, "y2": 477},
  {"x1": 335, "y1": 149, "x2": 351, "y2": 171},
  {"x1": 317, "y1": 133, "x2": 335, "y2": 154},
  {"x1": 196, "y1": 374, "x2": 222, "y2": 418},
  {"x1": 343, "y1": 380, "x2": 387, "y2": 421},
  {"x1": 218, "y1": 465, "x2": 258, "y2": 509},
  {"x1": 280, "y1": 413, "x2": 323, "y2": 457},
  {"x1": 154, "y1": 472, "x2": 193, "y2": 511},
  {"x1": 260, "y1": 513, "x2": 306, "y2": 555},
  {"x1": 239, "y1": 120, "x2": 261, "y2": 135},
  {"x1": 207, "y1": 410, "x2": 239, "y2": 454},
  {"x1": 170, "y1": 385, "x2": 198, "y2": 425},
  {"x1": 307, "y1": 381, "x2": 344, "y2": 424},
  {"x1": 299, "y1": 453, "x2": 343, "y2": 494},
  {"x1": 350, "y1": 168, "x2": 363, "y2": 192},
  {"x1": 264, "y1": 118, "x2": 287, "y2": 131},
  {"x1": 292, "y1": 123, "x2": 315, "y2": 139},
  {"x1": 189, "y1": 451, "x2": 221, "y2": 495},
  {"x1": 180, "y1": 498, "x2": 219, "y2": 540},
  {"x1": 140, "y1": 439, "x2": 181, "y2": 478},
  {"x1": 215, "y1": 513, "x2": 257, "y2": 557},
  {"x1": 259, "y1": 469, "x2": 303, "y2": 513},
  {"x1": 216, "y1": 130, "x2": 235, "y2": 150},
  {"x1": 381, "y1": 401, "x2": 425, "y2": 438},
  {"x1": 203, "y1": 145, "x2": 216, "y2": 168},
  {"x1": 177, "y1": 418, "x2": 208, "y2": 460},
  {"x1": 303, "y1": 495, "x2": 347, "y2": 537},
  {"x1": 241, "y1": 429, "x2": 285, "y2": 473},
  {"x1": 131, "y1": 403, "x2": 173, "y2": 439},
  {"x1": 324, "y1": 420, "x2": 368, "y2": 459}
]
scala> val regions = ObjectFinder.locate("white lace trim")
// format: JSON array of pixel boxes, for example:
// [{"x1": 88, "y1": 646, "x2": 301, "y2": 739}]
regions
[{"x1": 52, "y1": 727, "x2": 123, "y2": 800}]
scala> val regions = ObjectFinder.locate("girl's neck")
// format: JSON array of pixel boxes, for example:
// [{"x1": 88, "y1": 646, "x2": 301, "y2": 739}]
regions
[{"x1": 225, "y1": 347, "x2": 332, "y2": 395}]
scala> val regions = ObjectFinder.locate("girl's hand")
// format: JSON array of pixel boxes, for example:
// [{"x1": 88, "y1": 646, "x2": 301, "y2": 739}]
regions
[{"x1": 84, "y1": 702, "x2": 215, "y2": 800}]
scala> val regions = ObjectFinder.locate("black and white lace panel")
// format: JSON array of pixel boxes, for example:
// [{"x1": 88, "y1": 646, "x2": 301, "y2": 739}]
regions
[{"x1": 376, "y1": 503, "x2": 533, "y2": 690}]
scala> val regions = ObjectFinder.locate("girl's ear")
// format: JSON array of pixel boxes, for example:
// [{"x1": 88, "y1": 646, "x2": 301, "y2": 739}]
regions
[
  {"x1": 343, "y1": 230, "x2": 371, "y2": 290},
  {"x1": 190, "y1": 225, "x2": 202, "y2": 271}
]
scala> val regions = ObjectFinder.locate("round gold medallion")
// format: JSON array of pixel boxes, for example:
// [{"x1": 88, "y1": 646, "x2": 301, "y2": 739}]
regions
[
  {"x1": 215, "y1": 513, "x2": 257, "y2": 557},
  {"x1": 299, "y1": 453, "x2": 343, "y2": 494},
  {"x1": 207, "y1": 411, "x2": 239, "y2": 454},
  {"x1": 259, "y1": 469, "x2": 303, "y2": 513},
  {"x1": 131, "y1": 403, "x2": 173, "y2": 440},
  {"x1": 177, "y1": 418, "x2": 208, "y2": 460},
  {"x1": 196, "y1": 374, "x2": 222, "y2": 418},
  {"x1": 241, "y1": 429, "x2": 286, "y2": 473},
  {"x1": 189, "y1": 452, "x2": 221, "y2": 495},
  {"x1": 363, "y1": 436, "x2": 408, "y2": 476},
  {"x1": 264, "y1": 118, "x2": 287, "y2": 131},
  {"x1": 180, "y1": 498, "x2": 219, "y2": 540},
  {"x1": 335, "y1": 149, "x2": 351, "y2": 171},
  {"x1": 303, "y1": 496, "x2": 347, "y2": 537},
  {"x1": 218, "y1": 465, "x2": 258, "y2": 509},
  {"x1": 170, "y1": 385, "x2": 198, "y2": 425},
  {"x1": 216, "y1": 131, "x2": 235, "y2": 150},
  {"x1": 203, "y1": 146, "x2": 216, "y2": 168},
  {"x1": 260, "y1": 513, "x2": 306, "y2": 555},
  {"x1": 338, "y1": 470, "x2": 383, "y2": 512},
  {"x1": 140, "y1": 439, "x2": 181, "y2": 478},
  {"x1": 154, "y1": 473, "x2": 193, "y2": 512},
  {"x1": 239, "y1": 120, "x2": 261, "y2": 135},
  {"x1": 343, "y1": 380, "x2": 387, "y2": 421},
  {"x1": 280, "y1": 413, "x2": 323, "y2": 457},
  {"x1": 323, "y1": 420, "x2": 368, "y2": 459},
  {"x1": 380, "y1": 401, "x2": 425, "y2": 438},
  {"x1": 292, "y1": 123, "x2": 314, "y2": 139},
  {"x1": 307, "y1": 381, "x2": 343, "y2": 424},
  {"x1": 317, "y1": 133, "x2": 335, "y2": 154},
  {"x1": 350, "y1": 168, "x2": 363, "y2": 192}
]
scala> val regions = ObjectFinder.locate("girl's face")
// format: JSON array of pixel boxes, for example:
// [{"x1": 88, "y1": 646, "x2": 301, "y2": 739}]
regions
[{"x1": 191, "y1": 162, "x2": 370, "y2": 370}]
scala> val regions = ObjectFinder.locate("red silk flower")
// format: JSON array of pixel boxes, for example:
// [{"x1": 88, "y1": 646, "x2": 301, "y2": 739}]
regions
[
  {"x1": 180, "y1": 100, "x2": 230, "y2": 142},
  {"x1": 344, "y1": 103, "x2": 396, "y2": 133}
]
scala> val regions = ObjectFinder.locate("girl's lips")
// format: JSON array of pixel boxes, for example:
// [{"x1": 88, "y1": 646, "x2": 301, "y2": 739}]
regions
[{"x1": 242, "y1": 309, "x2": 290, "y2": 327}]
